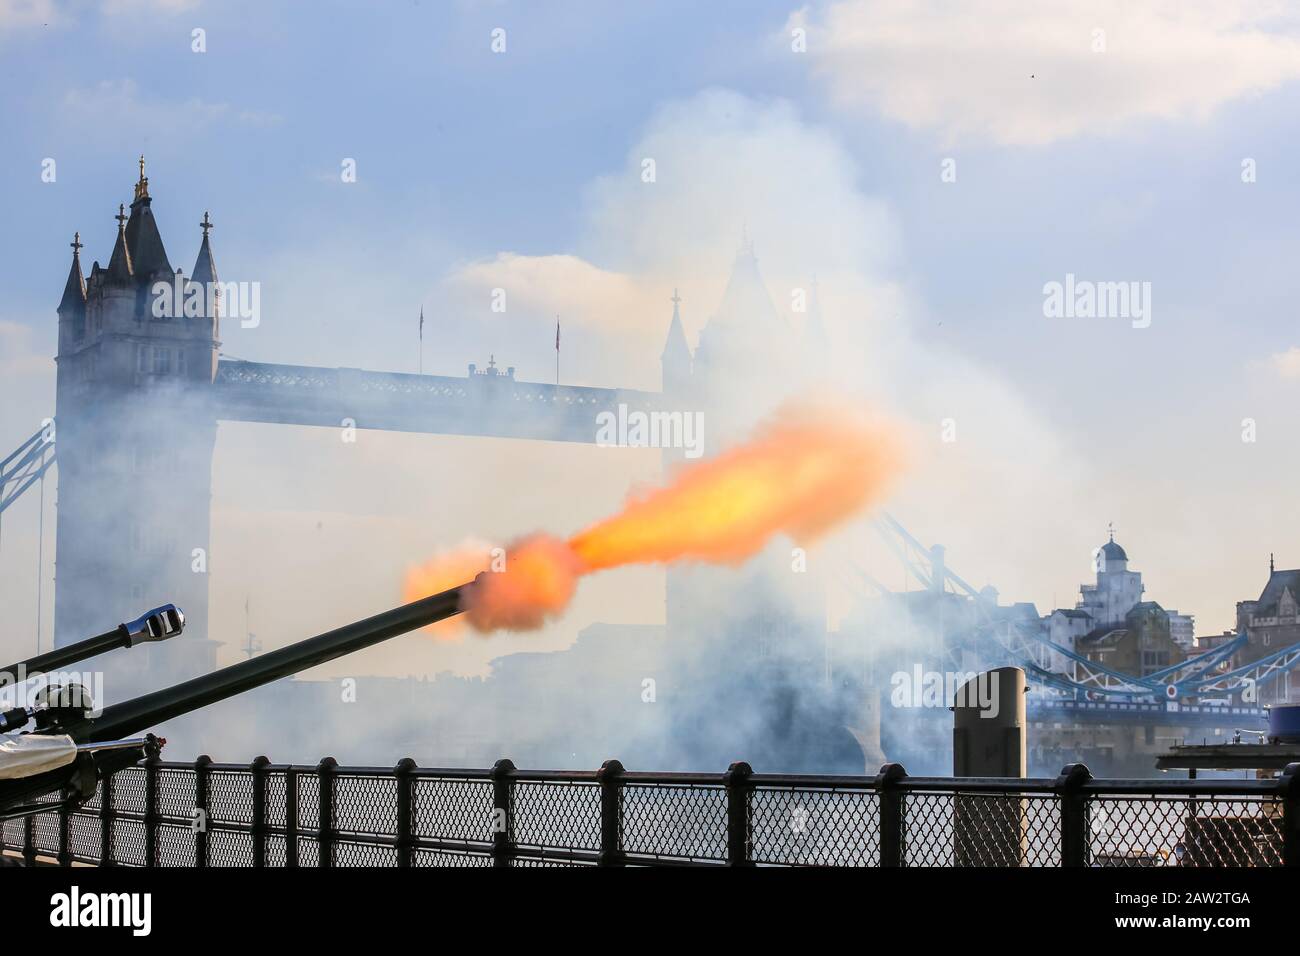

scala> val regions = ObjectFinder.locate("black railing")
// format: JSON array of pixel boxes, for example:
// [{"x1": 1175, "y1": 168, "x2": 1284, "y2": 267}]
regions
[{"x1": 3, "y1": 757, "x2": 1296, "y2": 867}]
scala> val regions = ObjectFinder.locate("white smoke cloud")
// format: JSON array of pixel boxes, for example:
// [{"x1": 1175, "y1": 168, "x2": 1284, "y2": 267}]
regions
[
  {"x1": 785, "y1": 0, "x2": 1300, "y2": 146},
  {"x1": 441, "y1": 89, "x2": 1096, "y2": 610}
]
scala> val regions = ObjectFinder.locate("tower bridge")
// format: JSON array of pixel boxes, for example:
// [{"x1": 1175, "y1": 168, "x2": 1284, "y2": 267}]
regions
[{"x1": 3, "y1": 161, "x2": 1298, "y2": 759}]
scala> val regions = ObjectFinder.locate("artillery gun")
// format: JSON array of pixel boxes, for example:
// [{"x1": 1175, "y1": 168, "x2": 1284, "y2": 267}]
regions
[{"x1": 0, "y1": 584, "x2": 466, "y2": 829}]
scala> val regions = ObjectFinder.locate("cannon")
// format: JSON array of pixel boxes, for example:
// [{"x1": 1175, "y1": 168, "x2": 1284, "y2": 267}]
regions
[{"x1": 0, "y1": 584, "x2": 466, "y2": 828}]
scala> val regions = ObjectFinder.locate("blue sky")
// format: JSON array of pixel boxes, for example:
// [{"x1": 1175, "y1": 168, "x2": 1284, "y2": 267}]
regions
[{"x1": 3, "y1": 0, "x2": 1300, "y2": 671}]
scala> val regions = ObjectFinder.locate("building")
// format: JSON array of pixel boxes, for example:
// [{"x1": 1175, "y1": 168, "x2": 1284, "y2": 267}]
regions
[
  {"x1": 1167, "y1": 611, "x2": 1195, "y2": 651},
  {"x1": 1076, "y1": 533, "x2": 1144, "y2": 628},
  {"x1": 1076, "y1": 600, "x2": 1183, "y2": 678},
  {"x1": 1038, "y1": 532, "x2": 1187, "y2": 681},
  {"x1": 1233, "y1": 557, "x2": 1300, "y2": 705}
]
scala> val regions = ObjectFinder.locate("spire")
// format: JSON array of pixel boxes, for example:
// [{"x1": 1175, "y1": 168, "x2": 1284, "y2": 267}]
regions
[
  {"x1": 661, "y1": 288, "x2": 693, "y2": 392},
  {"x1": 58, "y1": 232, "x2": 87, "y2": 314},
  {"x1": 124, "y1": 155, "x2": 172, "y2": 278},
  {"x1": 106, "y1": 203, "x2": 134, "y2": 283},
  {"x1": 134, "y1": 155, "x2": 149, "y2": 203},
  {"x1": 1271, "y1": 553, "x2": 1275, "y2": 574},
  {"x1": 191, "y1": 211, "x2": 218, "y2": 286},
  {"x1": 662, "y1": 288, "x2": 691, "y2": 360}
]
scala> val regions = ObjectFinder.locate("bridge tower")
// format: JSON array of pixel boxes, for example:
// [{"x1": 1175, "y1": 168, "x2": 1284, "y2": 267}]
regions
[
  {"x1": 53, "y1": 160, "x2": 220, "y2": 687},
  {"x1": 659, "y1": 288, "x2": 694, "y2": 642}
]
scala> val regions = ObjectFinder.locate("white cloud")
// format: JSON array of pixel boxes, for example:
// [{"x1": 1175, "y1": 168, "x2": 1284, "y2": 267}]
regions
[
  {"x1": 448, "y1": 253, "x2": 651, "y2": 335},
  {"x1": 0, "y1": 0, "x2": 58, "y2": 32},
  {"x1": 1271, "y1": 346, "x2": 1300, "y2": 379},
  {"x1": 61, "y1": 79, "x2": 280, "y2": 134},
  {"x1": 788, "y1": 0, "x2": 1300, "y2": 146},
  {"x1": 440, "y1": 90, "x2": 903, "y2": 389}
]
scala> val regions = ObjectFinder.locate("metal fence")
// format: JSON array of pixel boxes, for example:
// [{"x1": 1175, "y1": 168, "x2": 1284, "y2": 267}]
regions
[{"x1": 2, "y1": 757, "x2": 1296, "y2": 867}]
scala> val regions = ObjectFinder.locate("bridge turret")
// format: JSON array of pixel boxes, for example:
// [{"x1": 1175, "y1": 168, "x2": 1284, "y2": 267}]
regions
[
  {"x1": 52, "y1": 160, "x2": 221, "y2": 694},
  {"x1": 191, "y1": 212, "x2": 218, "y2": 295},
  {"x1": 123, "y1": 155, "x2": 173, "y2": 282},
  {"x1": 105, "y1": 203, "x2": 133, "y2": 284},
  {"x1": 56, "y1": 233, "x2": 87, "y2": 350},
  {"x1": 660, "y1": 287, "x2": 692, "y2": 395}
]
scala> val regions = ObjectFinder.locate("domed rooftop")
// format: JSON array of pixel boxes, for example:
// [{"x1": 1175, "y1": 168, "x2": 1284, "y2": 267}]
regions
[{"x1": 1100, "y1": 537, "x2": 1127, "y2": 563}]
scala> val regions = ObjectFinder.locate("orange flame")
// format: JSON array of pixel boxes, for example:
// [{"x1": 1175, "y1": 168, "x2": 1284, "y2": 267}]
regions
[{"x1": 404, "y1": 400, "x2": 906, "y2": 635}]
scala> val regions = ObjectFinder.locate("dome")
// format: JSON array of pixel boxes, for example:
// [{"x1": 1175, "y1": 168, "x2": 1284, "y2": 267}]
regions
[{"x1": 1100, "y1": 539, "x2": 1127, "y2": 563}]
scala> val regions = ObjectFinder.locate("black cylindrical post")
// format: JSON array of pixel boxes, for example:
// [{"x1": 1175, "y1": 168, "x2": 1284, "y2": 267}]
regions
[
  {"x1": 723, "y1": 761, "x2": 753, "y2": 866},
  {"x1": 251, "y1": 755, "x2": 269, "y2": 868},
  {"x1": 491, "y1": 758, "x2": 515, "y2": 868},
  {"x1": 1281, "y1": 762, "x2": 1299, "y2": 868},
  {"x1": 285, "y1": 767, "x2": 299, "y2": 868},
  {"x1": 22, "y1": 813, "x2": 35, "y2": 866},
  {"x1": 144, "y1": 753, "x2": 159, "y2": 867},
  {"x1": 597, "y1": 759, "x2": 624, "y2": 866},
  {"x1": 317, "y1": 756, "x2": 337, "y2": 868},
  {"x1": 194, "y1": 755, "x2": 211, "y2": 868},
  {"x1": 395, "y1": 758, "x2": 416, "y2": 868},
  {"x1": 99, "y1": 773, "x2": 114, "y2": 865},
  {"x1": 876, "y1": 763, "x2": 908, "y2": 867},
  {"x1": 57, "y1": 800, "x2": 70, "y2": 866},
  {"x1": 1055, "y1": 763, "x2": 1093, "y2": 868}
]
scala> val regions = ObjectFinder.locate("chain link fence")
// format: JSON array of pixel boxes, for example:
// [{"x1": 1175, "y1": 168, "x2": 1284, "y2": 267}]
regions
[{"x1": 3, "y1": 757, "x2": 1295, "y2": 867}]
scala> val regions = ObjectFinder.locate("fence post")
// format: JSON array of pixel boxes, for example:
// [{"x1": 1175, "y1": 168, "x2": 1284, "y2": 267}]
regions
[
  {"x1": 22, "y1": 813, "x2": 35, "y2": 866},
  {"x1": 251, "y1": 755, "x2": 270, "y2": 868},
  {"x1": 317, "y1": 756, "x2": 337, "y2": 868},
  {"x1": 395, "y1": 758, "x2": 416, "y2": 868},
  {"x1": 99, "y1": 772, "x2": 114, "y2": 866},
  {"x1": 597, "y1": 759, "x2": 624, "y2": 866},
  {"x1": 875, "y1": 763, "x2": 908, "y2": 868},
  {"x1": 1281, "y1": 762, "x2": 1300, "y2": 868},
  {"x1": 490, "y1": 758, "x2": 515, "y2": 868},
  {"x1": 144, "y1": 751, "x2": 159, "y2": 868},
  {"x1": 1055, "y1": 763, "x2": 1093, "y2": 868},
  {"x1": 723, "y1": 761, "x2": 753, "y2": 866},
  {"x1": 194, "y1": 755, "x2": 211, "y2": 868},
  {"x1": 57, "y1": 798, "x2": 71, "y2": 867},
  {"x1": 285, "y1": 766, "x2": 299, "y2": 868}
]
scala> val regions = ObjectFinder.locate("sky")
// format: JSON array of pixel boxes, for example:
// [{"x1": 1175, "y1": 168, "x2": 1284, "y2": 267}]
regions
[{"x1": 1, "y1": 0, "x2": 1299, "y2": 677}]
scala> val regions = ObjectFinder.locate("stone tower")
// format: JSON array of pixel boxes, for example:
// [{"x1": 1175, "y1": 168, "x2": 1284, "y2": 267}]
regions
[{"x1": 53, "y1": 160, "x2": 221, "y2": 690}]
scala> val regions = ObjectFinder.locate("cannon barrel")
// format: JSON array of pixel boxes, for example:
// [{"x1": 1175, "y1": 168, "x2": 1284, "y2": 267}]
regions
[
  {"x1": 1, "y1": 605, "x2": 184, "y2": 684},
  {"x1": 67, "y1": 584, "x2": 467, "y2": 744}
]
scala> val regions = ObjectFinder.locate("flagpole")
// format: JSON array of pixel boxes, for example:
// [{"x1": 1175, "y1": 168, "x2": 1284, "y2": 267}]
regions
[
  {"x1": 418, "y1": 305, "x2": 424, "y2": 375},
  {"x1": 555, "y1": 316, "x2": 560, "y2": 387}
]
